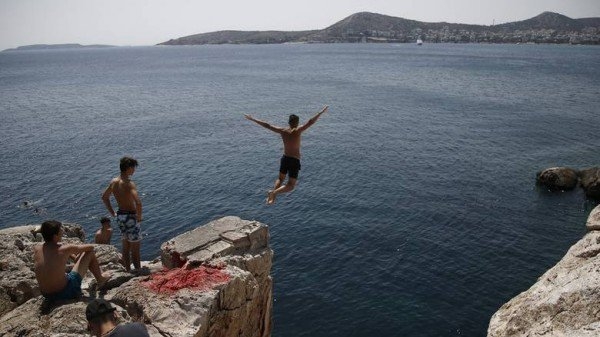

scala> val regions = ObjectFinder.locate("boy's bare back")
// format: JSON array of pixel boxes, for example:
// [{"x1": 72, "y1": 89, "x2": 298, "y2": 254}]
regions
[
  {"x1": 280, "y1": 129, "x2": 303, "y2": 159},
  {"x1": 34, "y1": 243, "x2": 73, "y2": 294}
]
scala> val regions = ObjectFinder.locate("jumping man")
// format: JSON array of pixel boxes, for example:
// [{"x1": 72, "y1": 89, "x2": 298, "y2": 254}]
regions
[{"x1": 244, "y1": 105, "x2": 328, "y2": 205}]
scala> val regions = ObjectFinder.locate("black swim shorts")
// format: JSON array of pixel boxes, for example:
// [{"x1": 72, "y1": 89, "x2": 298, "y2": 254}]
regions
[{"x1": 279, "y1": 155, "x2": 301, "y2": 179}]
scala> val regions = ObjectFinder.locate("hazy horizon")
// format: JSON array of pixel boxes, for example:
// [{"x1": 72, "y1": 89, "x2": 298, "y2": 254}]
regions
[{"x1": 1, "y1": 0, "x2": 599, "y2": 51}]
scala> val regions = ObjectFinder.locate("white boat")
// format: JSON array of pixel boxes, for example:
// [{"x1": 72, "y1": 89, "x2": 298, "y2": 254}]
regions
[{"x1": 416, "y1": 39, "x2": 423, "y2": 45}]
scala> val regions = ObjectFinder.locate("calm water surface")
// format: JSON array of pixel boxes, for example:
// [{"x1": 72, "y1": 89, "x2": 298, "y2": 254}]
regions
[{"x1": 1, "y1": 43, "x2": 599, "y2": 336}]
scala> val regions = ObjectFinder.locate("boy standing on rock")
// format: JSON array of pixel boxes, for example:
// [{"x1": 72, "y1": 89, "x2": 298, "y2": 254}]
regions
[
  {"x1": 102, "y1": 157, "x2": 143, "y2": 272},
  {"x1": 33, "y1": 220, "x2": 110, "y2": 301},
  {"x1": 244, "y1": 105, "x2": 328, "y2": 205}
]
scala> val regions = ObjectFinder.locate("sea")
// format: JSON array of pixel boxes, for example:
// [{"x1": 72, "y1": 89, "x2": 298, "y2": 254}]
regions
[{"x1": 0, "y1": 43, "x2": 599, "y2": 336}]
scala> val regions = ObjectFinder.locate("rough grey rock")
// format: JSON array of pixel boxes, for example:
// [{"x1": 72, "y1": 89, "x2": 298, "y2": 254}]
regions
[
  {"x1": 579, "y1": 167, "x2": 600, "y2": 199},
  {"x1": 160, "y1": 216, "x2": 269, "y2": 269},
  {"x1": 536, "y1": 167, "x2": 580, "y2": 191},
  {"x1": 586, "y1": 205, "x2": 600, "y2": 231},
  {"x1": 488, "y1": 204, "x2": 600, "y2": 337},
  {"x1": 0, "y1": 216, "x2": 272, "y2": 337}
]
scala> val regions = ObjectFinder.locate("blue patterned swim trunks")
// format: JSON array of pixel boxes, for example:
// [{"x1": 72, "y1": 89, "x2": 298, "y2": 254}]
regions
[
  {"x1": 116, "y1": 210, "x2": 141, "y2": 242},
  {"x1": 43, "y1": 271, "x2": 83, "y2": 301}
]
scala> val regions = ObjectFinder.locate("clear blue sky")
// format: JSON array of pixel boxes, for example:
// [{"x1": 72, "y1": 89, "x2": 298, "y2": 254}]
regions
[{"x1": 1, "y1": 0, "x2": 599, "y2": 50}]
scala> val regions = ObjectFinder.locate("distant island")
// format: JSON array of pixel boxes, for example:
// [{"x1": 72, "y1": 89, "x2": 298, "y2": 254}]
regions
[
  {"x1": 3, "y1": 43, "x2": 115, "y2": 52},
  {"x1": 159, "y1": 11, "x2": 600, "y2": 45}
]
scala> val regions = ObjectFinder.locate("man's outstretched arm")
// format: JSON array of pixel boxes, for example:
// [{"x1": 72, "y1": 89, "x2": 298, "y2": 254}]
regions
[
  {"x1": 244, "y1": 114, "x2": 284, "y2": 134},
  {"x1": 298, "y1": 105, "x2": 328, "y2": 132}
]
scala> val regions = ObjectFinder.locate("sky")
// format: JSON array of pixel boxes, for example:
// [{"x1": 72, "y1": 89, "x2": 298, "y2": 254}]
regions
[{"x1": 1, "y1": 0, "x2": 599, "y2": 50}]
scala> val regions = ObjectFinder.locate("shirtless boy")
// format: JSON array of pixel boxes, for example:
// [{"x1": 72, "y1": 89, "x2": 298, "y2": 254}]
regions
[
  {"x1": 244, "y1": 105, "x2": 328, "y2": 204},
  {"x1": 94, "y1": 217, "x2": 112, "y2": 244},
  {"x1": 102, "y1": 157, "x2": 143, "y2": 272},
  {"x1": 33, "y1": 220, "x2": 110, "y2": 301}
]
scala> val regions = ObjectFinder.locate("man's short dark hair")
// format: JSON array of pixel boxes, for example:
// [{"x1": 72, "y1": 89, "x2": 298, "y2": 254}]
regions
[
  {"x1": 119, "y1": 157, "x2": 138, "y2": 173},
  {"x1": 100, "y1": 217, "x2": 111, "y2": 225},
  {"x1": 86, "y1": 299, "x2": 117, "y2": 325},
  {"x1": 289, "y1": 114, "x2": 299, "y2": 128},
  {"x1": 40, "y1": 220, "x2": 61, "y2": 242}
]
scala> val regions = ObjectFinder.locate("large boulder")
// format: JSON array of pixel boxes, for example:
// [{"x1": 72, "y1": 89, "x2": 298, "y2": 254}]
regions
[
  {"x1": 579, "y1": 167, "x2": 600, "y2": 199},
  {"x1": 536, "y1": 167, "x2": 580, "y2": 191},
  {"x1": 0, "y1": 216, "x2": 273, "y2": 337},
  {"x1": 488, "y1": 205, "x2": 600, "y2": 337},
  {"x1": 586, "y1": 205, "x2": 600, "y2": 231}
]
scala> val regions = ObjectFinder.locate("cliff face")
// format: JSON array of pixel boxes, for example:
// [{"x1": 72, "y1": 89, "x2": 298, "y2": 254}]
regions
[
  {"x1": 488, "y1": 205, "x2": 600, "y2": 337},
  {"x1": 0, "y1": 216, "x2": 272, "y2": 337}
]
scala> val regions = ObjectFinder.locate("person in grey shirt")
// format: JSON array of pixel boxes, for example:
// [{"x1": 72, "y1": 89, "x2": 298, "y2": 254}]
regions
[{"x1": 86, "y1": 299, "x2": 150, "y2": 337}]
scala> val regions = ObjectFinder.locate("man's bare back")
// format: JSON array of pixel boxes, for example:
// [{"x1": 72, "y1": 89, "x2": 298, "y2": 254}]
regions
[
  {"x1": 34, "y1": 221, "x2": 110, "y2": 300},
  {"x1": 34, "y1": 243, "x2": 72, "y2": 294},
  {"x1": 34, "y1": 242, "x2": 108, "y2": 295},
  {"x1": 280, "y1": 128, "x2": 303, "y2": 159}
]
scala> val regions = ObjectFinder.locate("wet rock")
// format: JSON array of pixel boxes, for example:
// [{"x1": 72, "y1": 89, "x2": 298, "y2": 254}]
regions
[
  {"x1": 536, "y1": 167, "x2": 579, "y2": 191},
  {"x1": 586, "y1": 205, "x2": 600, "y2": 231},
  {"x1": 579, "y1": 167, "x2": 600, "y2": 199}
]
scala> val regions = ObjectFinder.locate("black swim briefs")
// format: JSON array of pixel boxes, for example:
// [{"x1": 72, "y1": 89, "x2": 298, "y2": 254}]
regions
[{"x1": 279, "y1": 155, "x2": 301, "y2": 179}]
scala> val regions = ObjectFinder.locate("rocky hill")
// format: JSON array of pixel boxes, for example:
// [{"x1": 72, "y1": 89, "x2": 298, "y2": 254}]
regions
[{"x1": 159, "y1": 11, "x2": 600, "y2": 45}]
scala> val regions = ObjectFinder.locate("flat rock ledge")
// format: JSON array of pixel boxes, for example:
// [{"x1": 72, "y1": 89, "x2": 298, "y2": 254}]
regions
[
  {"x1": 0, "y1": 216, "x2": 273, "y2": 337},
  {"x1": 488, "y1": 204, "x2": 600, "y2": 337}
]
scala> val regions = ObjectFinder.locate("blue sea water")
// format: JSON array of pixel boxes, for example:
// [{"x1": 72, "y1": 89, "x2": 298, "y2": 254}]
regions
[{"x1": 0, "y1": 43, "x2": 599, "y2": 336}]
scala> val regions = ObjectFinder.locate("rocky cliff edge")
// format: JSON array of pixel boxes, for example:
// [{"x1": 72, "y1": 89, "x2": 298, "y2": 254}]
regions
[
  {"x1": 488, "y1": 205, "x2": 600, "y2": 337},
  {"x1": 0, "y1": 216, "x2": 273, "y2": 337}
]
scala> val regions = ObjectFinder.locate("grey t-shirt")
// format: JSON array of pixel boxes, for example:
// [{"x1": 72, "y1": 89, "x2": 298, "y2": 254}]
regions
[{"x1": 108, "y1": 322, "x2": 150, "y2": 337}]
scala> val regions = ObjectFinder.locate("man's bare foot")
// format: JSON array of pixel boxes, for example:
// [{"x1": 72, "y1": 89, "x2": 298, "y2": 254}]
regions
[{"x1": 266, "y1": 190, "x2": 276, "y2": 205}]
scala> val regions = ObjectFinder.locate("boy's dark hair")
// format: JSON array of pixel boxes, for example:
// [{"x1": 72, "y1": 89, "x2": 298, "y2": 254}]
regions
[
  {"x1": 288, "y1": 114, "x2": 299, "y2": 128},
  {"x1": 100, "y1": 217, "x2": 111, "y2": 225},
  {"x1": 86, "y1": 299, "x2": 117, "y2": 325},
  {"x1": 119, "y1": 157, "x2": 138, "y2": 173},
  {"x1": 40, "y1": 220, "x2": 61, "y2": 242}
]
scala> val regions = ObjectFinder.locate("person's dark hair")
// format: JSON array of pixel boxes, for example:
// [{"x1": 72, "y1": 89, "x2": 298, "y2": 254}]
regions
[
  {"x1": 40, "y1": 220, "x2": 61, "y2": 242},
  {"x1": 119, "y1": 157, "x2": 138, "y2": 173},
  {"x1": 100, "y1": 217, "x2": 111, "y2": 225},
  {"x1": 288, "y1": 114, "x2": 299, "y2": 128},
  {"x1": 86, "y1": 299, "x2": 117, "y2": 325}
]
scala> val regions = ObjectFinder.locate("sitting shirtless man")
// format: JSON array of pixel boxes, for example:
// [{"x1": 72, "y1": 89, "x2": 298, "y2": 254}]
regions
[{"x1": 33, "y1": 220, "x2": 110, "y2": 301}]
